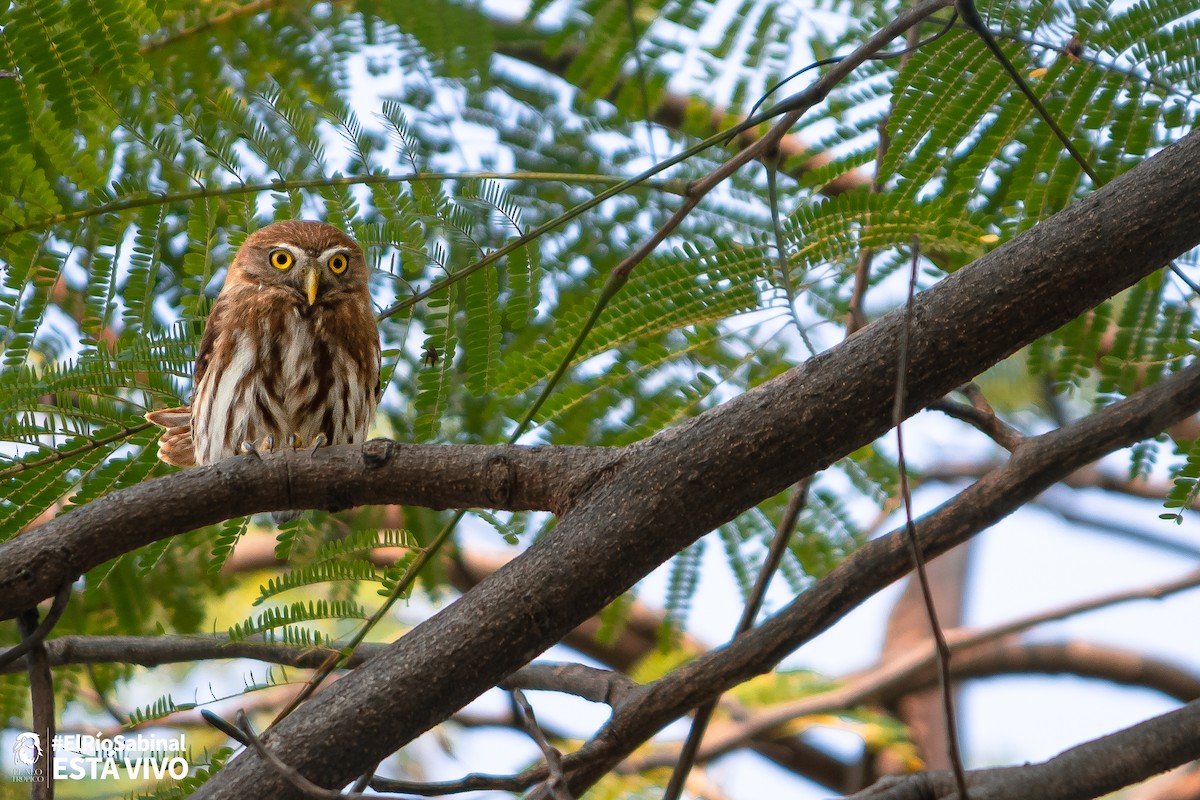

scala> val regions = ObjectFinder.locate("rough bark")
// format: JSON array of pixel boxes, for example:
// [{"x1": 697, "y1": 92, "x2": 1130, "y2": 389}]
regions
[
  {"x1": 844, "y1": 697, "x2": 1200, "y2": 800},
  {"x1": 545, "y1": 355, "x2": 1200, "y2": 797},
  {"x1": 0, "y1": 443, "x2": 619, "y2": 620},
  {"x1": 878, "y1": 545, "x2": 972, "y2": 773}
]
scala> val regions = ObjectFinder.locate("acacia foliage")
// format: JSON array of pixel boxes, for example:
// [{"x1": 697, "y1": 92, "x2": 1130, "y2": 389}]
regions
[{"x1": 1, "y1": 0, "x2": 1199, "y2": 797}]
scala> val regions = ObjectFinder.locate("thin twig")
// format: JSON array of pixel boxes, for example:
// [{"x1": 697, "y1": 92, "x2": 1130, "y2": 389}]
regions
[
  {"x1": 661, "y1": 480, "x2": 811, "y2": 800},
  {"x1": 846, "y1": 20, "x2": 928, "y2": 335},
  {"x1": 349, "y1": 761, "x2": 381, "y2": 795},
  {"x1": 893, "y1": 237, "x2": 969, "y2": 797},
  {"x1": 238, "y1": 711, "x2": 415, "y2": 799},
  {"x1": 140, "y1": 0, "x2": 286, "y2": 53},
  {"x1": 0, "y1": 582, "x2": 72, "y2": 669},
  {"x1": 202, "y1": 709, "x2": 251, "y2": 746},
  {"x1": 744, "y1": 13, "x2": 958, "y2": 128},
  {"x1": 0, "y1": 423, "x2": 153, "y2": 478},
  {"x1": 371, "y1": 767, "x2": 547, "y2": 796},
  {"x1": 630, "y1": 565, "x2": 1200, "y2": 768},
  {"x1": 1035, "y1": 496, "x2": 1200, "y2": 560},
  {"x1": 623, "y1": 0, "x2": 659, "y2": 167},
  {"x1": 928, "y1": 384, "x2": 1024, "y2": 451},
  {"x1": 512, "y1": 689, "x2": 572, "y2": 800},
  {"x1": 238, "y1": 711, "x2": 345, "y2": 799},
  {"x1": 19, "y1": 607, "x2": 55, "y2": 800}
]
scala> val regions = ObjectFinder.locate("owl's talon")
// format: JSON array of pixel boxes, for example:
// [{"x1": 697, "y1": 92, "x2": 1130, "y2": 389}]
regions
[
  {"x1": 288, "y1": 433, "x2": 302, "y2": 451},
  {"x1": 240, "y1": 440, "x2": 261, "y2": 460},
  {"x1": 261, "y1": 435, "x2": 275, "y2": 452},
  {"x1": 309, "y1": 433, "x2": 328, "y2": 457}
]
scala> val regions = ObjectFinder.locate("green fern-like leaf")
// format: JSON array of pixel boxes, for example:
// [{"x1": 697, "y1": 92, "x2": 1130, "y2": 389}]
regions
[
  {"x1": 255, "y1": 560, "x2": 387, "y2": 606},
  {"x1": 413, "y1": 290, "x2": 458, "y2": 440},
  {"x1": 495, "y1": 237, "x2": 768, "y2": 397},
  {"x1": 228, "y1": 599, "x2": 369, "y2": 643},
  {"x1": 1097, "y1": 273, "x2": 1167, "y2": 399},
  {"x1": 129, "y1": 694, "x2": 189, "y2": 726},
  {"x1": 463, "y1": 259, "x2": 500, "y2": 395},
  {"x1": 0, "y1": 429, "x2": 129, "y2": 535},
  {"x1": 101, "y1": 553, "x2": 157, "y2": 632},
  {"x1": 1162, "y1": 438, "x2": 1200, "y2": 523},
  {"x1": 718, "y1": 522, "x2": 757, "y2": 603},
  {"x1": 593, "y1": 588, "x2": 634, "y2": 648},
  {"x1": 314, "y1": 528, "x2": 415, "y2": 562},
  {"x1": 5, "y1": 2, "x2": 96, "y2": 129},
  {"x1": 208, "y1": 517, "x2": 251, "y2": 574},
  {"x1": 660, "y1": 539, "x2": 704, "y2": 643},
  {"x1": 2, "y1": 245, "x2": 63, "y2": 369}
]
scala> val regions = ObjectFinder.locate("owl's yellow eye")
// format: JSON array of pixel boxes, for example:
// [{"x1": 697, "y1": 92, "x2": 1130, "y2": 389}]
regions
[
  {"x1": 269, "y1": 249, "x2": 294, "y2": 270},
  {"x1": 328, "y1": 252, "x2": 349, "y2": 274}
]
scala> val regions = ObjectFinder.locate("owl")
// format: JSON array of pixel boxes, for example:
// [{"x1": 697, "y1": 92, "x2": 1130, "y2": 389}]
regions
[{"x1": 147, "y1": 220, "x2": 381, "y2": 521}]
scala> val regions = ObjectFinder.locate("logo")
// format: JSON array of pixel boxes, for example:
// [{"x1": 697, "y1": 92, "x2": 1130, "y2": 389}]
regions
[
  {"x1": 8, "y1": 730, "x2": 191, "y2": 784},
  {"x1": 12, "y1": 733, "x2": 41, "y2": 767}
]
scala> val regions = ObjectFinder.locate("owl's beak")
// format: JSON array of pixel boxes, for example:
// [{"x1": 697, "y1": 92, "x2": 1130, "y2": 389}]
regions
[{"x1": 305, "y1": 265, "x2": 319, "y2": 306}]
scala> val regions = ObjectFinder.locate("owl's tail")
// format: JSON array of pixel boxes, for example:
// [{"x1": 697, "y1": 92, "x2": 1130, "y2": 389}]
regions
[
  {"x1": 144, "y1": 406, "x2": 196, "y2": 467},
  {"x1": 147, "y1": 407, "x2": 306, "y2": 524}
]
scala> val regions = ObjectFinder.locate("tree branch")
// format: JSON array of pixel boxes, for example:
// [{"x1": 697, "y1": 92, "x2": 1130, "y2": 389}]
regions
[
  {"x1": 542, "y1": 353, "x2": 1200, "y2": 797},
  {"x1": 929, "y1": 384, "x2": 1025, "y2": 451},
  {"x1": 0, "y1": 442, "x2": 620, "y2": 619},
  {"x1": 0, "y1": 634, "x2": 636, "y2": 706},
  {"x1": 845, "y1": 696, "x2": 1200, "y2": 800},
  {"x1": 917, "y1": 640, "x2": 1200, "y2": 704},
  {"x1": 182, "y1": 123, "x2": 1200, "y2": 798},
  {"x1": 622, "y1": 638, "x2": 1200, "y2": 774},
  {"x1": 17, "y1": 608, "x2": 54, "y2": 800}
]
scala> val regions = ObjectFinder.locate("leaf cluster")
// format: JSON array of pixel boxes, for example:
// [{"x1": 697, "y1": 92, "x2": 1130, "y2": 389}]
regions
[{"x1": 1, "y1": 0, "x2": 1198, "y2": 792}]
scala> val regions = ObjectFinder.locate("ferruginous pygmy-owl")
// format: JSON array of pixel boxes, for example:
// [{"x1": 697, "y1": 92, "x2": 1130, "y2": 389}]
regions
[{"x1": 147, "y1": 220, "x2": 381, "y2": 521}]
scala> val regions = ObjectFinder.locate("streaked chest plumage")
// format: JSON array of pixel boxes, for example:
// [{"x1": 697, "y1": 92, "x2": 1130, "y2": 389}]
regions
[{"x1": 190, "y1": 291, "x2": 379, "y2": 465}]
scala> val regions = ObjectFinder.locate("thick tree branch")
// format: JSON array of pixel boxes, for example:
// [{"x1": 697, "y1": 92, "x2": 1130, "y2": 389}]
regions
[
  {"x1": 543, "y1": 354, "x2": 1200, "y2": 797},
  {"x1": 182, "y1": 123, "x2": 1200, "y2": 798},
  {"x1": 0, "y1": 634, "x2": 636, "y2": 706},
  {"x1": 449, "y1": 550, "x2": 856, "y2": 789},
  {"x1": 918, "y1": 641, "x2": 1200, "y2": 703},
  {"x1": 623, "y1": 639, "x2": 1200, "y2": 774},
  {"x1": 846, "y1": 696, "x2": 1200, "y2": 800},
  {"x1": 0, "y1": 443, "x2": 619, "y2": 619}
]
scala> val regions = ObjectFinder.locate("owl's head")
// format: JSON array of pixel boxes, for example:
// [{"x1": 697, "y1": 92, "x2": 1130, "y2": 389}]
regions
[{"x1": 227, "y1": 220, "x2": 368, "y2": 305}]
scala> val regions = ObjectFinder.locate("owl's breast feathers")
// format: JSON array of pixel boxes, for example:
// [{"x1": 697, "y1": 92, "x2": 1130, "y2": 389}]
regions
[{"x1": 148, "y1": 282, "x2": 380, "y2": 468}]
